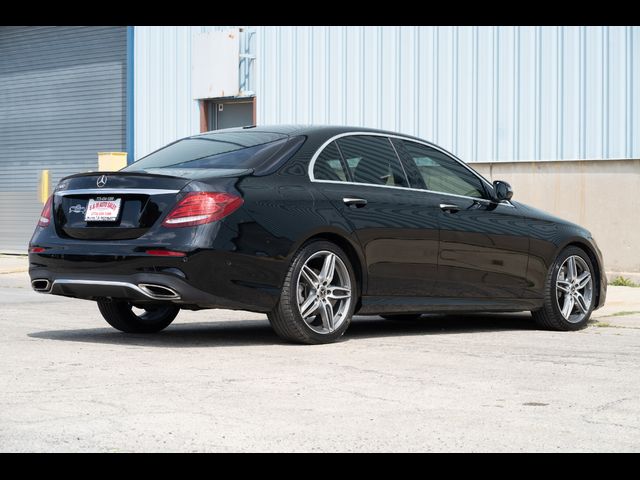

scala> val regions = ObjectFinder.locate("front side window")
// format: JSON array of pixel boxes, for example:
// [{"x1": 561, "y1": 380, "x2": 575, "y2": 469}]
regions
[
  {"x1": 312, "y1": 142, "x2": 348, "y2": 182},
  {"x1": 399, "y1": 140, "x2": 486, "y2": 198},
  {"x1": 337, "y1": 136, "x2": 408, "y2": 187}
]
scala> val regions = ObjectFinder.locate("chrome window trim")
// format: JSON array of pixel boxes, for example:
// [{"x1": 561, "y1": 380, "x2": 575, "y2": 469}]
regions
[
  {"x1": 307, "y1": 131, "x2": 514, "y2": 207},
  {"x1": 55, "y1": 188, "x2": 180, "y2": 196},
  {"x1": 309, "y1": 178, "x2": 514, "y2": 207}
]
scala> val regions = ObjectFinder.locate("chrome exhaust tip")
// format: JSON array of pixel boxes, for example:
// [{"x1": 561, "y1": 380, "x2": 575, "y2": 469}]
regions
[
  {"x1": 31, "y1": 279, "x2": 51, "y2": 293},
  {"x1": 138, "y1": 283, "x2": 181, "y2": 300}
]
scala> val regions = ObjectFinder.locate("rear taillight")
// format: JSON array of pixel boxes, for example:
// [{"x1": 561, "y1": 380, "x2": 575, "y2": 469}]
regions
[
  {"x1": 38, "y1": 196, "x2": 53, "y2": 227},
  {"x1": 162, "y1": 192, "x2": 244, "y2": 228},
  {"x1": 145, "y1": 249, "x2": 186, "y2": 257}
]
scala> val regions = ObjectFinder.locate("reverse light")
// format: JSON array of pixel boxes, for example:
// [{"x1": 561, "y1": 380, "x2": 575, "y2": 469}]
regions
[
  {"x1": 146, "y1": 249, "x2": 186, "y2": 257},
  {"x1": 162, "y1": 192, "x2": 244, "y2": 228},
  {"x1": 38, "y1": 196, "x2": 53, "y2": 227}
]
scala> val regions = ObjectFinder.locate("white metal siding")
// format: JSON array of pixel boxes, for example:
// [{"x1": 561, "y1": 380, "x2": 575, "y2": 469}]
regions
[
  {"x1": 0, "y1": 26, "x2": 127, "y2": 252},
  {"x1": 134, "y1": 26, "x2": 200, "y2": 160},
  {"x1": 256, "y1": 26, "x2": 639, "y2": 162},
  {"x1": 133, "y1": 26, "x2": 238, "y2": 159}
]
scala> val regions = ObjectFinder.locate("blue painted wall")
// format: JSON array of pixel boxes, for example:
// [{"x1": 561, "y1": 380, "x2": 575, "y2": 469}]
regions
[
  {"x1": 134, "y1": 26, "x2": 212, "y2": 159},
  {"x1": 257, "y1": 26, "x2": 639, "y2": 162},
  {"x1": 134, "y1": 26, "x2": 245, "y2": 159},
  {"x1": 135, "y1": 26, "x2": 639, "y2": 162}
]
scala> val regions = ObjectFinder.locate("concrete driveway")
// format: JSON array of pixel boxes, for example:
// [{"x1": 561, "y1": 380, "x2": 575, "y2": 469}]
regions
[{"x1": 1, "y1": 256, "x2": 639, "y2": 452}]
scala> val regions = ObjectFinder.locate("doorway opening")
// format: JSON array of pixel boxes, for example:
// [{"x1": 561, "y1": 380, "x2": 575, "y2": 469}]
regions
[{"x1": 199, "y1": 97, "x2": 255, "y2": 132}]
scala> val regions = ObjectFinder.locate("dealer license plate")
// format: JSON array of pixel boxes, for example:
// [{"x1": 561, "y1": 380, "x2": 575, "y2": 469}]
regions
[{"x1": 84, "y1": 197, "x2": 121, "y2": 222}]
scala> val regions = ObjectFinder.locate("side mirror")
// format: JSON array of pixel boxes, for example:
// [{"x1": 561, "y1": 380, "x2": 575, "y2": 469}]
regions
[{"x1": 493, "y1": 180, "x2": 513, "y2": 202}]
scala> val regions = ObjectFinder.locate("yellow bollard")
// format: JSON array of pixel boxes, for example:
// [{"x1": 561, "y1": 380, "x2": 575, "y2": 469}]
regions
[
  {"x1": 39, "y1": 170, "x2": 50, "y2": 204},
  {"x1": 98, "y1": 152, "x2": 128, "y2": 171}
]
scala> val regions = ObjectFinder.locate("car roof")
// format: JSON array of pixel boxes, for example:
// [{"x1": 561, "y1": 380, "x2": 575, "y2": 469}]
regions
[{"x1": 195, "y1": 124, "x2": 435, "y2": 145}]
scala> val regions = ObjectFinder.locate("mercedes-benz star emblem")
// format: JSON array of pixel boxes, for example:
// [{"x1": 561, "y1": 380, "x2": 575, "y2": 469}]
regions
[{"x1": 96, "y1": 175, "x2": 108, "y2": 188}]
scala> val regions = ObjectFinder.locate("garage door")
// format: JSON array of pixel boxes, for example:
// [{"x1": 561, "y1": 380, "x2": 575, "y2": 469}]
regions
[{"x1": 0, "y1": 26, "x2": 127, "y2": 252}]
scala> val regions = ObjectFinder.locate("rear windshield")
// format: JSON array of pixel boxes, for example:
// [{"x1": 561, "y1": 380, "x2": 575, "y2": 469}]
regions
[{"x1": 124, "y1": 131, "x2": 290, "y2": 171}]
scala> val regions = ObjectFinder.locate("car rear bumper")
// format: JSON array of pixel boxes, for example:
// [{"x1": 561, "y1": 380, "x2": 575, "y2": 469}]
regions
[
  {"x1": 29, "y1": 268, "x2": 255, "y2": 311},
  {"x1": 28, "y1": 248, "x2": 285, "y2": 312}
]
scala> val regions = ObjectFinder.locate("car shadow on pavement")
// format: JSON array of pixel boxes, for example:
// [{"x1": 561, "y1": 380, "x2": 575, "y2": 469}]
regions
[
  {"x1": 28, "y1": 313, "x2": 537, "y2": 348},
  {"x1": 348, "y1": 313, "x2": 537, "y2": 340}
]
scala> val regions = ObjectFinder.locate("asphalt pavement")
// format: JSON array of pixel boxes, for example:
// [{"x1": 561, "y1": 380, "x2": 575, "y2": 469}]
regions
[{"x1": 1, "y1": 255, "x2": 639, "y2": 452}]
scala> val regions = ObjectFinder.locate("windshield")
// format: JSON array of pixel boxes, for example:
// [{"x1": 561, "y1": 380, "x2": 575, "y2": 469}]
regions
[{"x1": 124, "y1": 131, "x2": 289, "y2": 171}]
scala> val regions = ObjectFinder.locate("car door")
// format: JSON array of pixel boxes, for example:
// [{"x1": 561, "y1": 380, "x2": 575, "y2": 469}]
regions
[
  {"x1": 393, "y1": 139, "x2": 530, "y2": 299},
  {"x1": 310, "y1": 135, "x2": 440, "y2": 297}
]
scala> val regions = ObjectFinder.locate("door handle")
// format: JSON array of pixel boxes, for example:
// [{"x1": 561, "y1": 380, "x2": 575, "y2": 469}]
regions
[
  {"x1": 439, "y1": 203, "x2": 460, "y2": 213},
  {"x1": 343, "y1": 197, "x2": 368, "y2": 208}
]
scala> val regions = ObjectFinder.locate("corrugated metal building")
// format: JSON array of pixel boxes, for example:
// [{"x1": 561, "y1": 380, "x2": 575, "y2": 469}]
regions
[
  {"x1": 134, "y1": 26, "x2": 639, "y2": 163},
  {"x1": 131, "y1": 25, "x2": 640, "y2": 274},
  {"x1": 133, "y1": 26, "x2": 255, "y2": 159},
  {"x1": 1, "y1": 26, "x2": 638, "y2": 271},
  {"x1": 0, "y1": 26, "x2": 129, "y2": 252}
]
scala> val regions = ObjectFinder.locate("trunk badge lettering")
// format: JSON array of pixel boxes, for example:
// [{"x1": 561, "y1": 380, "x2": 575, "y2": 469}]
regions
[
  {"x1": 97, "y1": 175, "x2": 108, "y2": 188},
  {"x1": 69, "y1": 204, "x2": 86, "y2": 214}
]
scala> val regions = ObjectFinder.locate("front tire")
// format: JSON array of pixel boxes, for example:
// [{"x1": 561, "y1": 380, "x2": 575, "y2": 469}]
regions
[
  {"x1": 268, "y1": 240, "x2": 357, "y2": 344},
  {"x1": 531, "y1": 246, "x2": 596, "y2": 331},
  {"x1": 97, "y1": 300, "x2": 179, "y2": 333}
]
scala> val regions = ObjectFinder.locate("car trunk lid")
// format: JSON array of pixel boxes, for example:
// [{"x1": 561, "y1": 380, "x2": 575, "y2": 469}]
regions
[{"x1": 53, "y1": 170, "x2": 250, "y2": 240}]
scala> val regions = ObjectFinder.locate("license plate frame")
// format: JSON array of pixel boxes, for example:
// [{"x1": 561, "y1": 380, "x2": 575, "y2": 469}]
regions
[{"x1": 84, "y1": 197, "x2": 122, "y2": 222}]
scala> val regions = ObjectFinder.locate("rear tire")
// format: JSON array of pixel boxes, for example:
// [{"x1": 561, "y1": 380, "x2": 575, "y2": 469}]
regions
[
  {"x1": 381, "y1": 314, "x2": 422, "y2": 321},
  {"x1": 268, "y1": 240, "x2": 357, "y2": 344},
  {"x1": 531, "y1": 246, "x2": 596, "y2": 331},
  {"x1": 97, "y1": 300, "x2": 179, "y2": 333}
]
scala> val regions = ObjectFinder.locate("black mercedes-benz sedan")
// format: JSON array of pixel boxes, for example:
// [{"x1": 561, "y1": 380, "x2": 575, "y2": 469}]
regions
[{"x1": 29, "y1": 125, "x2": 606, "y2": 344}]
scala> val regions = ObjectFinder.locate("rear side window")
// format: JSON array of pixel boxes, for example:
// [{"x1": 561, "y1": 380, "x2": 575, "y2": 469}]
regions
[
  {"x1": 337, "y1": 136, "x2": 408, "y2": 187},
  {"x1": 313, "y1": 142, "x2": 348, "y2": 181},
  {"x1": 124, "y1": 131, "x2": 289, "y2": 171}
]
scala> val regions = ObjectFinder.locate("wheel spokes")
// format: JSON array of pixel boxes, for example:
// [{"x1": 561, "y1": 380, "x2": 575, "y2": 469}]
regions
[
  {"x1": 576, "y1": 271, "x2": 591, "y2": 289},
  {"x1": 327, "y1": 286, "x2": 351, "y2": 300},
  {"x1": 566, "y1": 256, "x2": 578, "y2": 281},
  {"x1": 318, "y1": 300, "x2": 334, "y2": 332},
  {"x1": 319, "y1": 253, "x2": 336, "y2": 283},
  {"x1": 574, "y1": 292, "x2": 589, "y2": 314},
  {"x1": 299, "y1": 293, "x2": 319, "y2": 318},
  {"x1": 297, "y1": 250, "x2": 351, "y2": 334},
  {"x1": 556, "y1": 255, "x2": 593, "y2": 323},
  {"x1": 561, "y1": 294, "x2": 575, "y2": 319},
  {"x1": 556, "y1": 280, "x2": 571, "y2": 294},
  {"x1": 301, "y1": 265, "x2": 320, "y2": 287}
]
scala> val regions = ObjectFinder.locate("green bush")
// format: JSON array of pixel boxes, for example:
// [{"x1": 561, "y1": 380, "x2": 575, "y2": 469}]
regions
[{"x1": 609, "y1": 276, "x2": 639, "y2": 287}]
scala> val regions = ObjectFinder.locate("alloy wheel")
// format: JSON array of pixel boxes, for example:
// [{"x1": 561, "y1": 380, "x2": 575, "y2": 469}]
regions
[
  {"x1": 296, "y1": 250, "x2": 352, "y2": 334},
  {"x1": 556, "y1": 255, "x2": 593, "y2": 323}
]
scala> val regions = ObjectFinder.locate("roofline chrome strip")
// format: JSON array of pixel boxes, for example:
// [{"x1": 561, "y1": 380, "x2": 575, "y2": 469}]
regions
[{"x1": 55, "y1": 189, "x2": 180, "y2": 196}]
